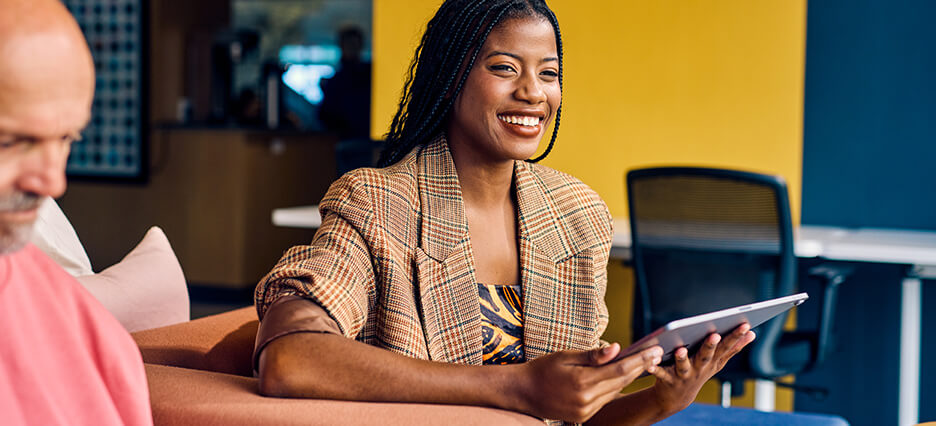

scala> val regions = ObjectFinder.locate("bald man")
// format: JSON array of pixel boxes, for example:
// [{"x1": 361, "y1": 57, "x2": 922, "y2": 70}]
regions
[{"x1": 0, "y1": 1, "x2": 152, "y2": 424}]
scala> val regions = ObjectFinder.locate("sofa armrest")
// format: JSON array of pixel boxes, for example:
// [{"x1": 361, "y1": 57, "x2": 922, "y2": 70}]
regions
[
  {"x1": 146, "y1": 364, "x2": 542, "y2": 425},
  {"x1": 133, "y1": 307, "x2": 258, "y2": 377}
]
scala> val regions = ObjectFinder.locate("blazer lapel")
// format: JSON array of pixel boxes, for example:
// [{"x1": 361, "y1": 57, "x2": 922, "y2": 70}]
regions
[
  {"x1": 514, "y1": 161, "x2": 589, "y2": 359},
  {"x1": 413, "y1": 138, "x2": 483, "y2": 365}
]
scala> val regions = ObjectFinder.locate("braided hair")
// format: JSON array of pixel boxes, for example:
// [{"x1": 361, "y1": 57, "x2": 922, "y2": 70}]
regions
[{"x1": 378, "y1": 0, "x2": 563, "y2": 167}]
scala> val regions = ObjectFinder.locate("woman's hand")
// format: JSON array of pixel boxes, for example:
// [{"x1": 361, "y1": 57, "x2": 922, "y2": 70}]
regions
[
  {"x1": 647, "y1": 323, "x2": 756, "y2": 415},
  {"x1": 511, "y1": 344, "x2": 663, "y2": 423}
]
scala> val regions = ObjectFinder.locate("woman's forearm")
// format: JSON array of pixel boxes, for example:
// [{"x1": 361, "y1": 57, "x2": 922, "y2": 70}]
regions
[
  {"x1": 585, "y1": 387, "x2": 670, "y2": 426},
  {"x1": 259, "y1": 332, "x2": 667, "y2": 423},
  {"x1": 257, "y1": 332, "x2": 526, "y2": 411}
]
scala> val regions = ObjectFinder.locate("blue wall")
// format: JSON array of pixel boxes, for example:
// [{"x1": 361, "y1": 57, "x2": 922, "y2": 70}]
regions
[{"x1": 802, "y1": 0, "x2": 936, "y2": 230}]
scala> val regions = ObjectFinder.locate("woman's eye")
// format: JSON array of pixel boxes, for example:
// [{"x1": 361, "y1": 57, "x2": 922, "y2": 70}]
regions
[
  {"x1": 540, "y1": 70, "x2": 559, "y2": 78},
  {"x1": 490, "y1": 64, "x2": 516, "y2": 73}
]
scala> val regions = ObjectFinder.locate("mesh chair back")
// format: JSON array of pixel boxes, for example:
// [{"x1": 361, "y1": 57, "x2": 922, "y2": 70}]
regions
[{"x1": 627, "y1": 167, "x2": 796, "y2": 374}]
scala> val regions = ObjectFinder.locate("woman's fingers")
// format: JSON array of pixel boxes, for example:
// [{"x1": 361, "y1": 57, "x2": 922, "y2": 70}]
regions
[
  {"x1": 596, "y1": 346, "x2": 661, "y2": 383},
  {"x1": 527, "y1": 346, "x2": 665, "y2": 422},
  {"x1": 585, "y1": 343, "x2": 622, "y2": 366},
  {"x1": 714, "y1": 323, "x2": 752, "y2": 362},
  {"x1": 734, "y1": 330, "x2": 756, "y2": 351},
  {"x1": 674, "y1": 347, "x2": 692, "y2": 378},
  {"x1": 579, "y1": 345, "x2": 662, "y2": 396},
  {"x1": 719, "y1": 330, "x2": 756, "y2": 368},
  {"x1": 649, "y1": 361, "x2": 675, "y2": 385},
  {"x1": 693, "y1": 333, "x2": 720, "y2": 369}
]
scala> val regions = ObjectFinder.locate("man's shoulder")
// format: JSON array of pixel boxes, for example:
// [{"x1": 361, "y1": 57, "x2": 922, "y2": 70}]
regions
[
  {"x1": 0, "y1": 246, "x2": 151, "y2": 425},
  {"x1": 6, "y1": 244, "x2": 141, "y2": 353},
  {"x1": 8, "y1": 243, "x2": 76, "y2": 282},
  {"x1": 8, "y1": 245, "x2": 117, "y2": 322},
  {"x1": 1, "y1": 244, "x2": 140, "y2": 356}
]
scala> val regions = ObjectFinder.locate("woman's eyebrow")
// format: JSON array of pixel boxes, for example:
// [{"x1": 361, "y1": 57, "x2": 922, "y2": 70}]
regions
[
  {"x1": 485, "y1": 50, "x2": 559, "y2": 63},
  {"x1": 486, "y1": 50, "x2": 522, "y2": 60}
]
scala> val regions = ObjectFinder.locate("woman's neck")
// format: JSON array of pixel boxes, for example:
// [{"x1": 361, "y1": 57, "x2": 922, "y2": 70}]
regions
[{"x1": 449, "y1": 144, "x2": 515, "y2": 209}]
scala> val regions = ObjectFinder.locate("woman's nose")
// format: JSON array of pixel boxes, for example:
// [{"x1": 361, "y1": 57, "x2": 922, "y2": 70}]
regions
[{"x1": 515, "y1": 73, "x2": 547, "y2": 104}]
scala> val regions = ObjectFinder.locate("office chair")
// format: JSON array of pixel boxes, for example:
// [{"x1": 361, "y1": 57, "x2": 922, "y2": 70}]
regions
[{"x1": 626, "y1": 167, "x2": 848, "y2": 402}]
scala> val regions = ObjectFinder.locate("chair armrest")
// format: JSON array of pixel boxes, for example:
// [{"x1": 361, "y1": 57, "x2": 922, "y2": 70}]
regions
[
  {"x1": 806, "y1": 264, "x2": 853, "y2": 368},
  {"x1": 145, "y1": 364, "x2": 542, "y2": 426},
  {"x1": 132, "y1": 307, "x2": 258, "y2": 377}
]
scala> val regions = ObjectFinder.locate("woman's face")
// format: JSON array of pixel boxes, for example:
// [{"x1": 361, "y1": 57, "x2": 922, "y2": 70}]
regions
[{"x1": 448, "y1": 16, "x2": 560, "y2": 164}]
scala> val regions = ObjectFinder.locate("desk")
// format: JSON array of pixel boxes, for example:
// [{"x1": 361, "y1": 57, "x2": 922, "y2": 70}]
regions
[
  {"x1": 799, "y1": 227, "x2": 936, "y2": 426},
  {"x1": 272, "y1": 206, "x2": 936, "y2": 426},
  {"x1": 272, "y1": 206, "x2": 321, "y2": 229}
]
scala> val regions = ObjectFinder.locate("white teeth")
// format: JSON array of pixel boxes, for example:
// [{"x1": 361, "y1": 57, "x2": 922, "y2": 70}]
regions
[{"x1": 498, "y1": 115, "x2": 541, "y2": 127}]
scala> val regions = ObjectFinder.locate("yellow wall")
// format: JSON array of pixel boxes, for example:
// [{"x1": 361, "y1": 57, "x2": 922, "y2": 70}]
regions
[
  {"x1": 373, "y1": 0, "x2": 805, "y2": 411},
  {"x1": 372, "y1": 0, "x2": 805, "y2": 220}
]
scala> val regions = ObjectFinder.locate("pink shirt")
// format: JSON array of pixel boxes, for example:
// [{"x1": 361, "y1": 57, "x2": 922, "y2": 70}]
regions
[{"x1": 0, "y1": 244, "x2": 152, "y2": 426}]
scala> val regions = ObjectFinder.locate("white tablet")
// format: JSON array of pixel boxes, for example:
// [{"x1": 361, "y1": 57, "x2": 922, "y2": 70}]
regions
[{"x1": 615, "y1": 293, "x2": 809, "y2": 365}]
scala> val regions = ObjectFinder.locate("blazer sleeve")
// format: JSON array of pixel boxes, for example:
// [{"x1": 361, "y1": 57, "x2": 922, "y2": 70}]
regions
[{"x1": 254, "y1": 173, "x2": 376, "y2": 339}]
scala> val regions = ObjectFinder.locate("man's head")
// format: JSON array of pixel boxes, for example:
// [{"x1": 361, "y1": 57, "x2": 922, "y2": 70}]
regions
[{"x1": 0, "y1": 0, "x2": 94, "y2": 254}]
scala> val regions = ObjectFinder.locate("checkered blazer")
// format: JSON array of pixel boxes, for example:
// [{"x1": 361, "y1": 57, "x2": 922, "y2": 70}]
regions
[{"x1": 255, "y1": 137, "x2": 613, "y2": 364}]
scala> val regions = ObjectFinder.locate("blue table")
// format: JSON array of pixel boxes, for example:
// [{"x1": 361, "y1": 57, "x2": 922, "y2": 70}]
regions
[{"x1": 658, "y1": 404, "x2": 849, "y2": 425}]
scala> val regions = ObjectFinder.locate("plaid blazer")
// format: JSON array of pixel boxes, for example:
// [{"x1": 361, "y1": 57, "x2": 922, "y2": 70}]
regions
[{"x1": 255, "y1": 137, "x2": 613, "y2": 365}]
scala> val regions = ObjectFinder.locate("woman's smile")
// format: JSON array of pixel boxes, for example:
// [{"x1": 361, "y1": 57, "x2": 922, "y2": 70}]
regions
[{"x1": 497, "y1": 111, "x2": 545, "y2": 137}]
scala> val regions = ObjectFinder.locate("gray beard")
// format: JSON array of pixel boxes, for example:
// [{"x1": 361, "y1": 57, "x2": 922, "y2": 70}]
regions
[
  {"x1": 0, "y1": 192, "x2": 41, "y2": 255},
  {"x1": 0, "y1": 221, "x2": 33, "y2": 255}
]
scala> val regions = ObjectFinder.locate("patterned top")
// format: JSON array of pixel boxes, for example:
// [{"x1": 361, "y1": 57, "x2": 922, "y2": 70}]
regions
[{"x1": 479, "y1": 284, "x2": 525, "y2": 364}]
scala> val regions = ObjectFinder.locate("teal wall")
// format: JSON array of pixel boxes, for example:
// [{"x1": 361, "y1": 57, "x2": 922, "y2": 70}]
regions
[{"x1": 801, "y1": 0, "x2": 936, "y2": 231}]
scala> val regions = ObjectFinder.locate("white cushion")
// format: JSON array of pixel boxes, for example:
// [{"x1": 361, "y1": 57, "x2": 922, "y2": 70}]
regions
[
  {"x1": 31, "y1": 197, "x2": 94, "y2": 277},
  {"x1": 77, "y1": 227, "x2": 190, "y2": 332}
]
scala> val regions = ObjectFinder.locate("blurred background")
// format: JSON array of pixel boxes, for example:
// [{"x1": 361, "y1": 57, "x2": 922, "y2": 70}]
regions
[
  {"x1": 54, "y1": 1, "x2": 934, "y2": 424},
  {"x1": 58, "y1": 0, "x2": 376, "y2": 314}
]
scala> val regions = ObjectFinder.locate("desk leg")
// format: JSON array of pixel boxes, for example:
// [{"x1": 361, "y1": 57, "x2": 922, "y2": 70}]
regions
[
  {"x1": 754, "y1": 379, "x2": 776, "y2": 412},
  {"x1": 899, "y1": 277, "x2": 921, "y2": 426}
]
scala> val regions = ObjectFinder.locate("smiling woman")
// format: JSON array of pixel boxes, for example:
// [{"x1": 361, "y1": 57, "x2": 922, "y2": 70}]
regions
[
  {"x1": 377, "y1": 0, "x2": 564, "y2": 167},
  {"x1": 252, "y1": 1, "x2": 755, "y2": 424},
  {"x1": 448, "y1": 17, "x2": 560, "y2": 168}
]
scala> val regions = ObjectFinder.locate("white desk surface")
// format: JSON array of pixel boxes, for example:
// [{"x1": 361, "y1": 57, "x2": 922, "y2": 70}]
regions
[
  {"x1": 272, "y1": 205, "x2": 321, "y2": 229},
  {"x1": 273, "y1": 206, "x2": 936, "y2": 271}
]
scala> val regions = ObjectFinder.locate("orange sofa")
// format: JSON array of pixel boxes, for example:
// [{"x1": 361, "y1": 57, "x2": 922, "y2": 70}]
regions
[{"x1": 132, "y1": 307, "x2": 543, "y2": 425}]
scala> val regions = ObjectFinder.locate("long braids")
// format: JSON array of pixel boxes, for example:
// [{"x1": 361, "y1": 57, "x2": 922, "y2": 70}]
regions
[
  {"x1": 528, "y1": 5, "x2": 562, "y2": 163},
  {"x1": 378, "y1": 0, "x2": 564, "y2": 167}
]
